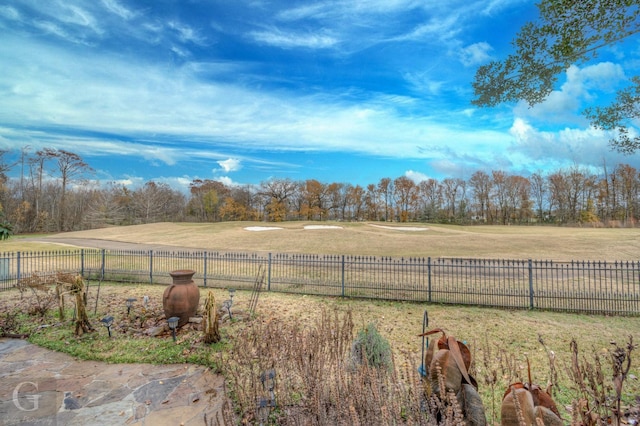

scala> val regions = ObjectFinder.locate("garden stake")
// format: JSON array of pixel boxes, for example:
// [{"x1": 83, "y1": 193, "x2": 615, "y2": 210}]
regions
[
  {"x1": 94, "y1": 279, "x2": 103, "y2": 315},
  {"x1": 419, "y1": 309, "x2": 429, "y2": 376}
]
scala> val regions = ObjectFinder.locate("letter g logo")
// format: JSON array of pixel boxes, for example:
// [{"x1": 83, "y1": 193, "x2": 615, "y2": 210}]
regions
[{"x1": 13, "y1": 381, "x2": 41, "y2": 412}]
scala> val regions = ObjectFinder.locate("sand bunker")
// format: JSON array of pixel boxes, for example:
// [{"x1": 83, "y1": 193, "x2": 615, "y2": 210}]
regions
[
  {"x1": 369, "y1": 224, "x2": 428, "y2": 231},
  {"x1": 244, "y1": 226, "x2": 283, "y2": 231},
  {"x1": 304, "y1": 225, "x2": 343, "y2": 230}
]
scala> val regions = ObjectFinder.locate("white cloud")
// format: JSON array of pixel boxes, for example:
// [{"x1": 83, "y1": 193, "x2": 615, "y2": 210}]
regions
[
  {"x1": 405, "y1": 170, "x2": 429, "y2": 183},
  {"x1": 508, "y1": 117, "x2": 632, "y2": 169},
  {"x1": 514, "y1": 63, "x2": 626, "y2": 124},
  {"x1": 110, "y1": 176, "x2": 145, "y2": 189},
  {"x1": 214, "y1": 176, "x2": 237, "y2": 187},
  {"x1": 458, "y1": 42, "x2": 493, "y2": 67},
  {"x1": 218, "y1": 158, "x2": 241, "y2": 173}
]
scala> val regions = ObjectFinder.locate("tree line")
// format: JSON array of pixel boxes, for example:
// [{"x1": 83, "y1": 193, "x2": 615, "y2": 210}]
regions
[{"x1": 1, "y1": 147, "x2": 639, "y2": 234}]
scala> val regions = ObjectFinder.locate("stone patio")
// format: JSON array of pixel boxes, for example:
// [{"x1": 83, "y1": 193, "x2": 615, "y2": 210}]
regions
[{"x1": 0, "y1": 339, "x2": 226, "y2": 425}]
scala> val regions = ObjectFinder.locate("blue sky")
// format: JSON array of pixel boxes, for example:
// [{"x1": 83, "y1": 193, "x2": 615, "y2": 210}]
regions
[{"x1": 1, "y1": 0, "x2": 639, "y2": 192}]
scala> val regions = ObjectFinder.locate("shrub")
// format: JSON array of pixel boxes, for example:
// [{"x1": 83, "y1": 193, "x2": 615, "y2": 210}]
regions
[{"x1": 350, "y1": 322, "x2": 393, "y2": 371}]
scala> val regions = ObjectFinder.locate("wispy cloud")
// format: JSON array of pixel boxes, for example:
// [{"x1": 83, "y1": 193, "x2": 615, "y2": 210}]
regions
[
  {"x1": 0, "y1": 5, "x2": 20, "y2": 20},
  {"x1": 100, "y1": 0, "x2": 136, "y2": 20},
  {"x1": 249, "y1": 28, "x2": 338, "y2": 49},
  {"x1": 168, "y1": 20, "x2": 207, "y2": 45}
]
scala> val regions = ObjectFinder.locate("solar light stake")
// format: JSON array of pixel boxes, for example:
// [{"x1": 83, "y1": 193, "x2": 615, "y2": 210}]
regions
[
  {"x1": 100, "y1": 315, "x2": 114, "y2": 337},
  {"x1": 167, "y1": 316, "x2": 180, "y2": 342},
  {"x1": 126, "y1": 298, "x2": 136, "y2": 315},
  {"x1": 223, "y1": 299, "x2": 233, "y2": 320},
  {"x1": 257, "y1": 397, "x2": 270, "y2": 426},
  {"x1": 257, "y1": 369, "x2": 276, "y2": 425}
]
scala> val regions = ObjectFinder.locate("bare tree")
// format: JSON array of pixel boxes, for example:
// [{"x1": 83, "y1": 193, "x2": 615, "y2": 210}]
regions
[
  {"x1": 417, "y1": 179, "x2": 442, "y2": 222},
  {"x1": 346, "y1": 184, "x2": 365, "y2": 221},
  {"x1": 441, "y1": 178, "x2": 464, "y2": 221},
  {"x1": 132, "y1": 182, "x2": 185, "y2": 223},
  {"x1": 364, "y1": 184, "x2": 380, "y2": 221},
  {"x1": 530, "y1": 172, "x2": 548, "y2": 222},
  {"x1": 377, "y1": 178, "x2": 393, "y2": 221},
  {"x1": 469, "y1": 171, "x2": 492, "y2": 222},
  {"x1": 38, "y1": 149, "x2": 94, "y2": 231}
]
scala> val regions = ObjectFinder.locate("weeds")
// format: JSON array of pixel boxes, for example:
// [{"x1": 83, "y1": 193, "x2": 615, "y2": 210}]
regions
[
  {"x1": 0, "y1": 309, "x2": 24, "y2": 337},
  {"x1": 221, "y1": 308, "x2": 435, "y2": 425}
]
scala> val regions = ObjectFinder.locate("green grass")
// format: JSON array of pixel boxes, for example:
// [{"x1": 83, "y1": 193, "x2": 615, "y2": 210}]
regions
[{"x1": 26, "y1": 314, "x2": 225, "y2": 368}]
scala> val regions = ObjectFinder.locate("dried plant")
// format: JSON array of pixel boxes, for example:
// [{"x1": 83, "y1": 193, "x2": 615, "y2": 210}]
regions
[
  {"x1": 567, "y1": 338, "x2": 610, "y2": 424},
  {"x1": 610, "y1": 337, "x2": 635, "y2": 426},
  {"x1": 479, "y1": 336, "x2": 499, "y2": 421},
  {"x1": 203, "y1": 291, "x2": 221, "y2": 344},
  {"x1": 221, "y1": 308, "x2": 438, "y2": 425},
  {"x1": 69, "y1": 275, "x2": 94, "y2": 336},
  {"x1": 538, "y1": 335, "x2": 559, "y2": 399},
  {"x1": 563, "y1": 336, "x2": 639, "y2": 425},
  {"x1": 0, "y1": 310, "x2": 22, "y2": 337},
  {"x1": 17, "y1": 273, "x2": 58, "y2": 316}
]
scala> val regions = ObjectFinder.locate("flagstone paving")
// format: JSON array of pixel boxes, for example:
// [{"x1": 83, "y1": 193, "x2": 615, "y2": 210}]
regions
[{"x1": 0, "y1": 338, "x2": 226, "y2": 425}]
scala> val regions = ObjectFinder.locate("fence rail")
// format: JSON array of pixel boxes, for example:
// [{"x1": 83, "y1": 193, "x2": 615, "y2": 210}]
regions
[{"x1": 1, "y1": 249, "x2": 638, "y2": 315}]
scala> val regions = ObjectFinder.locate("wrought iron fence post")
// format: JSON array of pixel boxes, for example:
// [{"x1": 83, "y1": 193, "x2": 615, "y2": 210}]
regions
[
  {"x1": 267, "y1": 252, "x2": 272, "y2": 291},
  {"x1": 203, "y1": 251, "x2": 208, "y2": 287},
  {"x1": 101, "y1": 249, "x2": 105, "y2": 281},
  {"x1": 427, "y1": 256, "x2": 432, "y2": 303},
  {"x1": 16, "y1": 251, "x2": 21, "y2": 284},
  {"x1": 149, "y1": 250, "x2": 153, "y2": 284},
  {"x1": 80, "y1": 249, "x2": 85, "y2": 278},
  {"x1": 528, "y1": 259, "x2": 534, "y2": 309},
  {"x1": 341, "y1": 255, "x2": 345, "y2": 297}
]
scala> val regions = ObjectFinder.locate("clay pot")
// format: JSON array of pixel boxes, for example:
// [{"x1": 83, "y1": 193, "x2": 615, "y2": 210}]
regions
[{"x1": 163, "y1": 270, "x2": 200, "y2": 327}]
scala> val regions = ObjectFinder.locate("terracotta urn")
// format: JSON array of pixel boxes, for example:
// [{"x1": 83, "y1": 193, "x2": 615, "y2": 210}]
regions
[{"x1": 163, "y1": 269, "x2": 200, "y2": 327}]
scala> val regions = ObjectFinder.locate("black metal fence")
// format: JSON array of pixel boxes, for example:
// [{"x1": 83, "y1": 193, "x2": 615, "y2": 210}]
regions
[{"x1": 1, "y1": 249, "x2": 638, "y2": 315}]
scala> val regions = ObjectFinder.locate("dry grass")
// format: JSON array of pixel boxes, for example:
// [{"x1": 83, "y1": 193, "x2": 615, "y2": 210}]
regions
[{"x1": 10, "y1": 221, "x2": 640, "y2": 260}]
